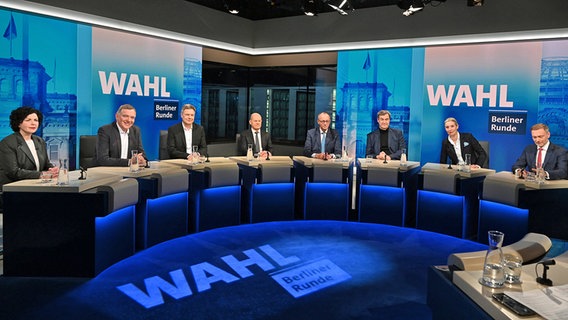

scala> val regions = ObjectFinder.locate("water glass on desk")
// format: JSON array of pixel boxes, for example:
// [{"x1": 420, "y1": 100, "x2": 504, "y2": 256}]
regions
[
  {"x1": 40, "y1": 171, "x2": 53, "y2": 183},
  {"x1": 503, "y1": 252, "x2": 523, "y2": 284},
  {"x1": 526, "y1": 172, "x2": 536, "y2": 182},
  {"x1": 129, "y1": 150, "x2": 140, "y2": 173},
  {"x1": 366, "y1": 155, "x2": 373, "y2": 163}
]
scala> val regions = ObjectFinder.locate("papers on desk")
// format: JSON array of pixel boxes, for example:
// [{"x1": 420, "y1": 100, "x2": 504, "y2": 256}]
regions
[{"x1": 506, "y1": 285, "x2": 568, "y2": 320}]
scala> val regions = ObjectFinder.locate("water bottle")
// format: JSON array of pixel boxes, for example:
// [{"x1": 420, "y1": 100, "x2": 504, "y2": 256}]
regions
[
  {"x1": 342, "y1": 145, "x2": 348, "y2": 159},
  {"x1": 479, "y1": 230, "x2": 505, "y2": 288},
  {"x1": 57, "y1": 159, "x2": 69, "y2": 185},
  {"x1": 246, "y1": 144, "x2": 253, "y2": 161},
  {"x1": 400, "y1": 148, "x2": 407, "y2": 167}
]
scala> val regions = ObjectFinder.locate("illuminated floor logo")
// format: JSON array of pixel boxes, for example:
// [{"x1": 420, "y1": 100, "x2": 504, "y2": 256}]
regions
[{"x1": 271, "y1": 259, "x2": 352, "y2": 298}]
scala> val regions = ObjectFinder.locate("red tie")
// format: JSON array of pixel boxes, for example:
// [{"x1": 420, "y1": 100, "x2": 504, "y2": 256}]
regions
[{"x1": 537, "y1": 147, "x2": 543, "y2": 168}]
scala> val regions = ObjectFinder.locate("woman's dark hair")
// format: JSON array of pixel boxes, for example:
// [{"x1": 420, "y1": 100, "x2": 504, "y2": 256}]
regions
[{"x1": 9, "y1": 106, "x2": 43, "y2": 132}]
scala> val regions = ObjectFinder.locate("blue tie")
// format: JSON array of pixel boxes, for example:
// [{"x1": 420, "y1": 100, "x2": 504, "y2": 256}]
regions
[{"x1": 321, "y1": 131, "x2": 326, "y2": 153}]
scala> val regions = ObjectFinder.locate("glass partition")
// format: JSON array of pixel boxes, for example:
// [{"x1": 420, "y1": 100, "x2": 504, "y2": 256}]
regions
[{"x1": 202, "y1": 62, "x2": 337, "y2": 145}]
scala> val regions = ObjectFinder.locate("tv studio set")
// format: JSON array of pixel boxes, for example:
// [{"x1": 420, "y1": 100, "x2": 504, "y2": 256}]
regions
[{"x1": 0, "y1": 0, "x2": 568, "y2": 319}]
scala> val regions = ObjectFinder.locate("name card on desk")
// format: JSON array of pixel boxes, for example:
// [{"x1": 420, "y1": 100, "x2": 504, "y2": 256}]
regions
[
  {"x1": 421, "y1": 162, "x2": 496, "y2": 178},
  {"x1": 359, "y1": 159, "x2": 420, "y2": 171},
  {"x1": 2, "y1": 170, "x2": 122, "y2": 193}
]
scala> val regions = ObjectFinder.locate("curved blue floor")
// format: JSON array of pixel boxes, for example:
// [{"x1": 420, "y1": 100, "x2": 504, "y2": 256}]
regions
[{"x1": 32, "y1": 221, "x2": 486, "y2": 319}]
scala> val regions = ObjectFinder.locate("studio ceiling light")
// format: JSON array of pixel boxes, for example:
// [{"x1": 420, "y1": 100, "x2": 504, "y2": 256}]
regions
[
  {"x1": 304, "y1": 0, "x2": 317, "y2": 16},
  {"x1": 224, "y1": 0, "x2": 239, "y2": 14},
  {"x1": 467, "y1": 0, "x2": 484, "y2": 6},
  {"x1": 400, "y1": 0, "x2": 425, "y2": 16},
  {"x1": 325, "y1": 0, "x2": 353, "y2": 16}
]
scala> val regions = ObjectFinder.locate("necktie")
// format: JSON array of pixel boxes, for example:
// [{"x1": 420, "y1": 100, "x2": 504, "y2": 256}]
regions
[
  {"x1": 254, "y1": 131, "x2": 260, "y2": 153},
  {"x1": 537, "y1": 147, "x2": 543, "y2": 168},
  {"x1": 321, "y1": 131, "x2": 326, "y2": 153}
]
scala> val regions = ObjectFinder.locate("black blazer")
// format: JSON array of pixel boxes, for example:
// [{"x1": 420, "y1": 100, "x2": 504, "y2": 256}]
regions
[
  {"x1": 0, "y1": 132, "x2": 54, "y2": 187},
  {"x1": 167, "y1": 122, "x2": 207, "y2": 159},
  {"x1": 303, "y1": 127, "x2": 342, "y2": 157},
  {"x1": 365, "y1": 127, "x2": 406, "y2": 160},
  {"x1": 238, "y1": 129, "x2": 273, "y2": 156},
  {"x1": 440, "y1": 132, "x2": 487, "y2": 167},
  {"x1": 95, "y1": 122, "x2": 146, "y2": 166}
]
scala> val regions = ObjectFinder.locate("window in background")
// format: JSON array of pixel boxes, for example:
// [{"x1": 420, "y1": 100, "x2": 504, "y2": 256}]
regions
[{"x1": 202, "y1": 61, "x2": 336, "y2": 145}]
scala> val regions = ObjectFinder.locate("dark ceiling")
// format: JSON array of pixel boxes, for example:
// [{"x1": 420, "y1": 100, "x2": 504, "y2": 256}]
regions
[{"x1": 184, "y1": 0, "x2": 404, "y2": 21}]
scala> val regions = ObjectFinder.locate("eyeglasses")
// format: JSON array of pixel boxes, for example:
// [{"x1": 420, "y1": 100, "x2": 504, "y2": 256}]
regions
[{"x1": 318, "y1": 120, "x2": 330, "y2": 123}]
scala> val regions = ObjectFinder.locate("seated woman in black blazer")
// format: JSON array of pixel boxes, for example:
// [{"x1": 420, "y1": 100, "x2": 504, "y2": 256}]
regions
[
  {"x1": 0, "y1": 107, "x2": 59, "y2": 197},
  {"x1": 439, "y1": 117, "x2": 487, "y2": 168}
]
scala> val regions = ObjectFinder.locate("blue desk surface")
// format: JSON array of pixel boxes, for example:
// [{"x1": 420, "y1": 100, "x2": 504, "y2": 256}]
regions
[{"x1": 39, "y1": 221, "x2": 486, "y2": 319}]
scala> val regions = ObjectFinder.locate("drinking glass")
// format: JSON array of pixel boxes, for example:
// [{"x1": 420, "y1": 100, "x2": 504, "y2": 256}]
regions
[
  {"x1": 129, "y1": 150, "x2": 140, "y2": 172},
  {"x1": 503, "y1": 252, "x2": 523, "y2": 284},
  {"x1": 464, "y1": 154, "x2": 471, "y2": 173},
  {"x1": 366, "y1": 155, "x2": 373, "y2": 163}
]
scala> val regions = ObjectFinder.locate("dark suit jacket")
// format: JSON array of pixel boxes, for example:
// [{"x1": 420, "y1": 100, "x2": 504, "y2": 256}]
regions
[
  {"x1": 95, "y1": 122, "x2": 146, "y2": 166},
  {"x1": 512, "y1": 142, "x2": 568, "y2": 180},
  {"x1": 440, "y1": 132, "x2": 487, "y2": 167},
  {"x1": 303, "y1": 127, "x2": 342, "y2": 157},
  {"x1": 166, "y1": 122, "x2": 207, "y2": 159},
  {"x1": 238, "y1": 129, "x2": 272, "y2": 156},
  {"x1": 0, "y1": 132, "x2": 53, "y2": 188},
  {"x1": 365, "y1": 127, "x2": 406, "y2": 160}
]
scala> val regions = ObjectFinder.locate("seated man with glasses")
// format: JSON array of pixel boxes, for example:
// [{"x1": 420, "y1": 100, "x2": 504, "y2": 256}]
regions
[{"x1": 303, "y1": 112, "x2": 342, "y2": 160}]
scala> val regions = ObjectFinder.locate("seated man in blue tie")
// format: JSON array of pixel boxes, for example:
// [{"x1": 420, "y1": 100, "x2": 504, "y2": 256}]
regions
[
  {"x1": 303, "y1": 112, "x2": 341, "y2": 160},
  {"x1": 512, "y1": 123, "x2": 567, "y2": 180},
  {"x1": 366, "y1": 110, "x2": 407, "y2": 161},
  {"x1": 238, "y1": 112, "x2": 272, "y2": 158}
]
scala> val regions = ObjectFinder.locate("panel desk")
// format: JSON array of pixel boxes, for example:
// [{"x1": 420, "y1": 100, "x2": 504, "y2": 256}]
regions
[
  {"x1": 292, "y1": 156, "x2": 353, "y2": 220},
  {"x1": 481, "y1": 171, "x2": 568, "y2": 241},
  {"x1": 2, "y1": 170, "x2": 138, "y2": 277},
  {"x1": 447, "y1": 252, "x2": 568, "y2": 319},
  {"x1": 417, "y1": 163, "x2": 496, "y2": 240},
  {"x1": 88, "y1": 165, "x2": 189, "y2": 250},
  {"x1": 229, "y1": 156, "x2": 295, "y2": 223},
  {"x1": 357, "y1": 159, "x2": 421, "y2": 227},
  {"x1": 160, "y1": 157, "x2": 240, "y2": 233}
]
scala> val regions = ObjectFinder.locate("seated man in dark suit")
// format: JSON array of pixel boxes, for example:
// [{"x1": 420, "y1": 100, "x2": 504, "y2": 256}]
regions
[
  {"x1": 366, "y1": 110, "x2": 407, "y2": 160},
  {"x1": 167, "y1": 104, "x2": 207, "y2": 159},
  {"x1": 512, "y1": 123, "x2": 567, "y2": 180},
  {"x1": 238, "y1": 112, "x2": 272, "y2": 158},
  {"x1": 303, "y1": 112, "x2": 341, "y2": 159},
  {"x1": 95, "y1": 104, "x2": 147, "y2": 167}
]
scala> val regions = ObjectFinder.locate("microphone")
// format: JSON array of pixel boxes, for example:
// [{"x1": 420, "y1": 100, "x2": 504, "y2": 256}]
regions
[
  {"x1": 79, "y1": 166, "x2": 87, "y2": 180},
  {"x1": 541, "y1": 259, "x2": 556, "y2": 266},
  {"x1": 536, "y1": 259, "x2": 555, "y2": 286}
]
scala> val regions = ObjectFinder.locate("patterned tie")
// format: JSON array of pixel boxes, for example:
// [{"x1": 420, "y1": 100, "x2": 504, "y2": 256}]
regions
[
  {"x1": 321, "y1": 131, "x2": 326, "y2": 153},
  {"x1": 254, "y1": 131, "x2": 261, "y2": 153},
  {"x1": 537, "y1": 147, "x2": 543, "y2": 168}
]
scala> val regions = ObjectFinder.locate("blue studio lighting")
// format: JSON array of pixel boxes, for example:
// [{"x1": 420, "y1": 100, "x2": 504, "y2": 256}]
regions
[
  {"x1": 95, "y1": 205, "x2": 136, "y2": 274},
  {"x1": 478, "y1": 200, "x2": 529, "y2": 245}
]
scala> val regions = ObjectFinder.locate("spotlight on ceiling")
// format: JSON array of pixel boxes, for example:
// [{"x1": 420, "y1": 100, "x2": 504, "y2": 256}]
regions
[
  {"x1": 467, "y1": 0, "x2": 484, "y2": 6},
  {"x1": 303, "y1": 0, "x2": 317, "y2": 16},
  {"x1": 400, "y1": 0, "x2": 424, "y2": 16},
  {"x1": 325, "y1": 0, "x2": 353, "y2": 16},
  {"x1": 224, "y1": 0, "x2": 240, "y2": 14}
]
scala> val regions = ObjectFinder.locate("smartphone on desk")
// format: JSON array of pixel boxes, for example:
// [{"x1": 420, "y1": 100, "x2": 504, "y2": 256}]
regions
[{"x1": 492, "y1": 293, "x2": 537, "y2": 317}]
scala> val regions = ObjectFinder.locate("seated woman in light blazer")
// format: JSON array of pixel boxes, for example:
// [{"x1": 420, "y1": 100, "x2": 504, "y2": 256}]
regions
[
  {"x1": 439, "y1": 117, "x2": 487, "y2": 168},
  {"x1": 0, "y1": 107, "x2": 59, "y2": 205}
]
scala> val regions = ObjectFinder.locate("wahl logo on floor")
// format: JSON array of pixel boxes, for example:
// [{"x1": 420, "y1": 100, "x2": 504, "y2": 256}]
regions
[{"x1": 116, "y1": 244, "x2": 351, "y2": 308}]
